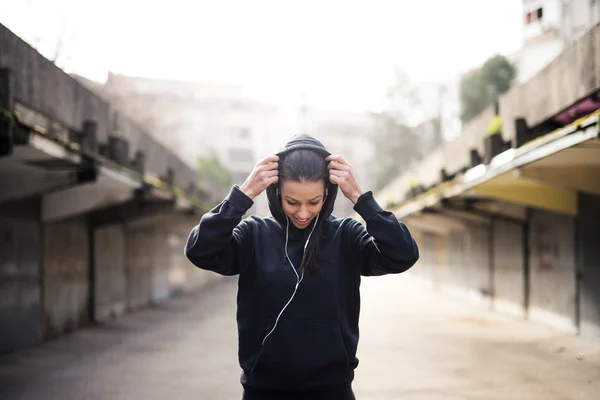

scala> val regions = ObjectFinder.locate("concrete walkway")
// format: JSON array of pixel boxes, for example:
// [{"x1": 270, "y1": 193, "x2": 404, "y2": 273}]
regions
[{"x1": 1, "y1": 274, "x2": 599, "y2": 400}]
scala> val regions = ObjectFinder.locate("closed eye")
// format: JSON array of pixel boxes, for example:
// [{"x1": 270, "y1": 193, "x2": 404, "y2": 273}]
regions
[{"x1": 286, "y1": 201, "x2": 319, "y2": 206}]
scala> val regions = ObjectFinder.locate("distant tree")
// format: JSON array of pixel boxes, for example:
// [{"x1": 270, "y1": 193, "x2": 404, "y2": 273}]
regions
[
  {"x1": 372, "y1": 113, "x2": 423, "y2": 191},
  {"x1": 372, "y1": 68, "x2": 445, "y2": 191},
  {"x1": 460, "y1": 54, "x2": 517, "y2": 124},
  {"x1": 197, "y1": 150, "x2": 233, "y2": 193}
]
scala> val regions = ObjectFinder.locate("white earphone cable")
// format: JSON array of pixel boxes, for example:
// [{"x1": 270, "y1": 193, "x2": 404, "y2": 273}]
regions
[{"x1": 261, "y1": 213, "x2": 319, "y2": 346}]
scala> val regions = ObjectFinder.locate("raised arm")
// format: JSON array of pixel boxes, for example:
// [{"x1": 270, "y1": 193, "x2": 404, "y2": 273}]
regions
[
  {"x1": 185, "y1": 154, "x2": 280, "y2": 275},
  {"x1": 185, "y1": 186, "x2": 255, "y2": 276},
  {"x1": 325, "y1": 154, "x2": 419, "y2": 276},
  {"x1": 348, "y1": 192, "x2": 419, "y2": 276}
]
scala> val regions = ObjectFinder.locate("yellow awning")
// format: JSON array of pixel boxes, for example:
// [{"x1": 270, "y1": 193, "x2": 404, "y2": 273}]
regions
[{"x1": 471, "y1": 171, "x2": 578, "y2": 215}]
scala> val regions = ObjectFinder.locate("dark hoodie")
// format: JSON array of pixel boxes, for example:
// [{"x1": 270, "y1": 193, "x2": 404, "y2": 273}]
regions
[{"x1": 184, "y1": 135, "x2": 419, "y2": 393}]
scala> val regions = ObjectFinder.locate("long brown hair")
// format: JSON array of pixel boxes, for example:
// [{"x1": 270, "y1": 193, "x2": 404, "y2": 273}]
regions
[{"x1": 278, "y1": 149, "x2": 329, "y2": 276}]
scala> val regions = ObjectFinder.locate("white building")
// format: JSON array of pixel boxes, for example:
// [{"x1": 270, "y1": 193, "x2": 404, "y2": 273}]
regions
[
  {"x1": 94, "y1": 73, "x2": 288, "y2": 215},
  {"x1": 438, "y1": 0, "x2": 600, "y2": 143},
  {"x1": 511, "y1": 0, "x2": 600, "y2": 83}
]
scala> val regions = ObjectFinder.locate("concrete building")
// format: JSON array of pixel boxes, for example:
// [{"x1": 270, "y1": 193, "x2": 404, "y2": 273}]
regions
[
  {"x1": 511, "y1": 0, "x2": 600, "y2": 83},
  {"x1": 100, "y1": 74, "x2": 279, "y2": 182},
  {"x1": 83, "y1": 73, "x2": 287, "y2": 215},
  {"x1": 426, "y1": 0, "x2": 600, "y2": 144},
  {"x1": 375, "y1": 22, "x2": 600, "y2": 340},
  {"x1": 0, "y1": 23, "x2": 220, "y2": 355}
]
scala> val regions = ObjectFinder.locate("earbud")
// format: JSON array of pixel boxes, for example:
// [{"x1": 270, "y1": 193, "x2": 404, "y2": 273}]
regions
[{"x1": 323, "y1": 188, "x2": 328, "y2": 202}]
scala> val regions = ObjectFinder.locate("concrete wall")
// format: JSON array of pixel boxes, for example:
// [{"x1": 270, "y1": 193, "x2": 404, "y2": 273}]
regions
[
  {"x1": 407, "y1": 218, "x2": 494, "y2": 309},
  {"x1": 41, "y1": 212, "x2": 216, "y2": 337},
  {"x1": 417, "y1": 148, "x2": 446, "y2": 189},
  {"x1": 444, "y1": 105, "x2": 496, "y2": 176},
  {"x1": 447, "y1": 230, "x2": 468, "y2": 294},
  {"x1": 432, "y1": 234, "x2": 450, "y2": 292},
  {"x1": 91, "y1": 214, "x2": 219, "y2": 322},
  {"x1": 377, "y1": 104, "x2": 497, "y2": 204},
  {"x1": 0, "y1": 200, "x2": 224, "y2": 354},
  {"x1": 0, "y1": 197, "x2": 42, "y2": 354},
  {"x1": 464, "y1": 222, "x2": 493, "y2": 306},
  {"x1": 529, "y1": 210, "x2": 577, "y2": 333},
  {"x1": 94, "y1": 224, "x2": 127, "y2": 321},
  {"x1": 412, "y1": 231, "x2": 438, "y2": 289},
  {"x1": 492, "y1": 220, "x2": 526, "y2": 319},
  {"x1": 43, "y1": 217, "x2": 90, "y2": 338},
  {"x1": 124, "y1": 220, "x2": 154, "y2": 311},
  {"x1": 162, "y1": 215, "x2": 222, "y2": 294},
  {"x1": 500, "y1": 22, "x2": 600, "y2": 141},
  {"x1": 404, "y1": 205, "x2": 588, "y2": 338},
  {"x1": 92, "y1": 213, "x2": 220, "y2": 322},
  {"x1": 0, "y1": 23, "x2": 198, "y2": 190}
]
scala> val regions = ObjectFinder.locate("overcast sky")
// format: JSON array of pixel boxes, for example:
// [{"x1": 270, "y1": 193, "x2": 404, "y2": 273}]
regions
[{"x1": 1, "y1": 0, "x2": 524, "y2": 112}]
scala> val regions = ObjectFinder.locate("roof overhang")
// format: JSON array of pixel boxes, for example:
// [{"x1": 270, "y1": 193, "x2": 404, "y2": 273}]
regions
[
  {"x1": 2, "y1": 124, "x2": 203, "y2": 221},
  {"x1": 393, "y1": 113, "x2": 600, "y2": 219},
  {"x1": 0, "y1": 129, "x2": 94, "y2": 204}
]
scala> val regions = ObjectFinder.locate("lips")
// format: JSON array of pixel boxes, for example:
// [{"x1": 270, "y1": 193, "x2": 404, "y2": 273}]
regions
[{"x1": 294, "y1": 217, "x2": 311, "y2": 226}]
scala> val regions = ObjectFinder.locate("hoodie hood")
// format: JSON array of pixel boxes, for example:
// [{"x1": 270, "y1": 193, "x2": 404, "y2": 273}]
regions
[{"x1": 266, "y1": 134, "x2": 339, "y2": 228}]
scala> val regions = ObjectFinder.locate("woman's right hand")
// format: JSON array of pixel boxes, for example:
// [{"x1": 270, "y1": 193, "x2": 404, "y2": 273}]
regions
[{"x1": 239, "y1": 155, "x2": 279, "y2": 200}]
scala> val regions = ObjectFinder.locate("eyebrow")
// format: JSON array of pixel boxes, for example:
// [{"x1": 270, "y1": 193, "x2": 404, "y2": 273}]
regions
[{"x1": 284, "y1": 195, "x2": 323, "y2": 202}]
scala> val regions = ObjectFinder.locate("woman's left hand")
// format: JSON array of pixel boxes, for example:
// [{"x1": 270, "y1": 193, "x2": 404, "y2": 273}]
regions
[{"x1": 326, "y1": 155, "x2": 364, "y2": 204}]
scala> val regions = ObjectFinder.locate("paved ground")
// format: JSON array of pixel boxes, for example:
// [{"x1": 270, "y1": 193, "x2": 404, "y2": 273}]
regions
[{"x1": 1, "y1": 274, "x2": 599, "y2": 400}]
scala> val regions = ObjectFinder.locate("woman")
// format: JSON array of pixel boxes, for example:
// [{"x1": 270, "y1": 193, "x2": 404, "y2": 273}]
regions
[{"x1": 185, "y1": 134, "x2": 419, "y2": 400}]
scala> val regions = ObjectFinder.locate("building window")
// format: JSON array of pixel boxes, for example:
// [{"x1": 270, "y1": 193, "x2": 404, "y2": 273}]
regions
[
  {"x1": 230, "y1": 126, "x2": 251, "y2": 139},
  {"x1": 228, "y1": 148, "x2": 254, "y2": 163},
  {"x1": 525, "y1": 7, "x2": 543, "y2": 24}
]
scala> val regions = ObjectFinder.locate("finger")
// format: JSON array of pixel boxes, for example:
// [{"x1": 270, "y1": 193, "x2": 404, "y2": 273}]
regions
[
  {"x1": 329, "y1": 169, "x2": 349, "y2": 178},
  {"x1": 261, "y1": 169, "x2": 279, "y2": 177},
  {"x1": 257, "y1": 162, "x2": 279, "y2": 172},
  {"x1": 326, "y1": 154, "x2": 346, "y2": 164},
  {"x1": 260, "y1": 155, "x2": 279, "y2": 165},
  {"x1": 335, "y1": 156, "x2": 350, "y2": 167},
  {"x1": 329, "y1": 174, "x2": 339, "y2": 184},
  {"x1": 328, "y1": 160, "x2": 351, "y2": 171},
  {"x1": 270, "y1": 176, "x2": 279, "y2": 184}
]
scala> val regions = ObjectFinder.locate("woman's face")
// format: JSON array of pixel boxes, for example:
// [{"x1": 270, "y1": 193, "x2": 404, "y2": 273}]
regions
[{"x1": 280, "y1": 179, "x2": 326, "y2": 229}]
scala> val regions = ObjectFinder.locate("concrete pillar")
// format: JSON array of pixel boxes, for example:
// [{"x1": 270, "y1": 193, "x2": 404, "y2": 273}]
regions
[
  {"x1": 0, "y1": 68, "x2": 14, "y2": 157},
  {"x1": 123, "y1": 212, "x2": 222, "y2": 310},
  {"x1": 124, "y1": 218, "x2": 154, "y2": 311},
  {"x1": 576, "y1": 192, "x2": 600, "y2": 340},
  {"x1": 0, "y1": 197, "x2": 43, "y2": 354},
  {"x1": 93, "y1": 223, "x2": 127, "y2": 321},
  {"x1": 43, "y1": 216, "x2": 90, "y2": 339},
  {"x1": 528, "y1": 210, "x2": 577, "y2": 334},
  {"x1": 492, "y1": 219, "x2": 526, "y2": 319}
]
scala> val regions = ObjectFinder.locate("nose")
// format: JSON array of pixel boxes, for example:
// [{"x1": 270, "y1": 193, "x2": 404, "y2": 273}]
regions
[{"x1": 297, "y1": 206, "x2": 311, "y2": 219}]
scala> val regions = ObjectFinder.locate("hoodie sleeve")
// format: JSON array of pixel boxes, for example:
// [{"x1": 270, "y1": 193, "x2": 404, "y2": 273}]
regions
[
  {"x1": 184, "y1": 185, "x2": 255, "y2": 276},
  {"x1": 348, "y1": 191, "x2": 419, "y2": 276}
]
